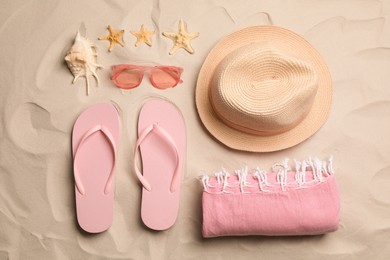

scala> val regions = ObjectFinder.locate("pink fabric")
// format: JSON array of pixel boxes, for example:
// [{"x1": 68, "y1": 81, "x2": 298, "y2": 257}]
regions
[{"x1": 201, "y1": 167, "x2": 340, "y2": 238}]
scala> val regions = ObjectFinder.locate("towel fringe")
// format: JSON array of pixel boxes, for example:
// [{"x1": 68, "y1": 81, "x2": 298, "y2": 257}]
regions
[{"x1": 199, "y1": 156, "x2": 335, "y2": 194}]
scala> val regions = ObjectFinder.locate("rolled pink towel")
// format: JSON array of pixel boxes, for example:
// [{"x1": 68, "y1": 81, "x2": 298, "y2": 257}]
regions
[{"x1": 200, "y1": 157, "x2": 340, "y2": 238}]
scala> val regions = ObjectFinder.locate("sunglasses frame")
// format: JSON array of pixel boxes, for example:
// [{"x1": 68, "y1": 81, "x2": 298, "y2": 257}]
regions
[{"x1": 111, "y1": 64, "x2": 183, "y2": 90}]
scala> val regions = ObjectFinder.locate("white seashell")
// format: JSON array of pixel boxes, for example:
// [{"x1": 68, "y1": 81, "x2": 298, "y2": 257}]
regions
[{"x1": 65, "y1": 31, "x2": 103, "y2": 95}]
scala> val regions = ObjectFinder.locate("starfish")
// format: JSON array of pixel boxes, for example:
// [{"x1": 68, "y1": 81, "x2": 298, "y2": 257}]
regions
[
  {"x1": 98, "y1": 25, "x2": 125, "y2": 52},
  {"x1": 162, "y1": 20, "x2": 199, "y2": 55},
  {"x1": 130, "y1": 25, "x2": 156, "y2": 47}
]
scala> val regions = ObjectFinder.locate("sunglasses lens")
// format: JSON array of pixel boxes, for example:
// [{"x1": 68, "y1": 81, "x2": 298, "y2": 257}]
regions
[
  {"x1": 114, "y1": 69, "x2": 142, "y2": 89},
  {"x1": 151, "y1": 68, "x2": 180, "y2": 89}
]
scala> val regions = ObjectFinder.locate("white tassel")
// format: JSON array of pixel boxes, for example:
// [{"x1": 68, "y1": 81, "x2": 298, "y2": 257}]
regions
[
  {"x1": 322, "y1": 161, "x2": 330, "y2": 177},
  {"x1": 221, "y1": 168, "x2": 233, "y2": 193},
  {"x1": 200, "y1": 174, "x2": 224, "y2": 194},
  {"x1": 306, "y1": 157, "x2": 318, "y2": 183},
  {"x1": 253, "y1": 168, "x2": 271, "y2": 192},
  {"x1": 259, "y1": 167, "x2": 272, "y2": 187},
  {"x1": 314, "y1": 157, "x2": 324, "y2": 182},
  {"x1": 328, "y1": 156, "x2": 335, "y2": 175},
  {"x1": 200, "y1": 175, "x2": 210, "y2": 192},
  {"x1": 236, "y1": 169, "x2": 243, "y2": 192},
  {"x1": 294, "y1": 159, "x2": 303, "y2": 188},
  {"x1": 301, "y1": 160, "x2": 309, "y2": 185},
  {"x1": 273, "y1": 158, "x2": 289, "y2": 191},
  {"x1": 237, "y1": 166, "x2": 254, "y2": 193},
  {"x1": 215, "y1": 171, "x2": 223, "y2": 184}
]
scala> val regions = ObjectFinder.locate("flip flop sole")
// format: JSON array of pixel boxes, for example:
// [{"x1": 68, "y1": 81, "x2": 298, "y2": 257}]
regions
[
  {"x1": 72, "y1": 103, "x2": 120, "y2": 233},
  {"x1": 137, "y1": 99, "x2": 186, "y2": 230}
]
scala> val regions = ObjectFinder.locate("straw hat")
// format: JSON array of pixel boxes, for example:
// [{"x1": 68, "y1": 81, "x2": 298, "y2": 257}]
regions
[{"x1": 195, "y1": 25, "x2": 332, "y2": 152}]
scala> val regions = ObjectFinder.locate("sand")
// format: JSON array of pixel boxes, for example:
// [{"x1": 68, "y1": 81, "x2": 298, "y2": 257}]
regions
[{"x1": 1, "y1": 0, "x2": 390, "y2": 259}]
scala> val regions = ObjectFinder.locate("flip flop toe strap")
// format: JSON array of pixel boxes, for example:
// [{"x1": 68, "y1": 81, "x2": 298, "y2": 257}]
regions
[
  {"x1": 134, "y1": 123, "x2": 180, "y2": 193},
  {"x1": 73, "y1": 125, "x2": 117, "y2": 195}
]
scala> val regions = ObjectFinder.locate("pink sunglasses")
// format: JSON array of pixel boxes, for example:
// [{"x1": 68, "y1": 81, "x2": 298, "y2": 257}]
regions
[{"x1": 111, "y1": 64, "x2": 183, "y2": 90}]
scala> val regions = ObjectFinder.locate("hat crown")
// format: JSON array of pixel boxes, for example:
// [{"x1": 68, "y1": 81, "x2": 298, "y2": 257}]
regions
[{"x1": 210, "y1": 44, "x2": 319, "y2": 136}]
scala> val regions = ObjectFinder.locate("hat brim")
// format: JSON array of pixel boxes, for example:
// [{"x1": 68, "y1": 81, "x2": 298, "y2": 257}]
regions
[{"x1": 195, "y1": 26, "x2": 332, "y2": 152}]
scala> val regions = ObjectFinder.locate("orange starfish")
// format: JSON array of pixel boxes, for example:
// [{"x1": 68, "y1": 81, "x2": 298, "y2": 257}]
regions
[
  {"x1": 131, "y1": 25, "x2": 156, "y2": 47},
  {"x1": 98, "y1": 25, "x2": 125, "y2": 52}
]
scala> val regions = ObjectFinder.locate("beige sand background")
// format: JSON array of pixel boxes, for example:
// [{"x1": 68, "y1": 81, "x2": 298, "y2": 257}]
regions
[{"x1": 1, "y1": 0, "x2": 390, "y2": 259}]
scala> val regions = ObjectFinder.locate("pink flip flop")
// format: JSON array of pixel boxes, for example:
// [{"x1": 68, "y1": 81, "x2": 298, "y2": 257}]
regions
[
  {"x1": 72, "y1": 103, "x2": 120, "y2": 233},
  {"x1": 134, "y1": 99, "x2": 186, "y2": 230}
]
